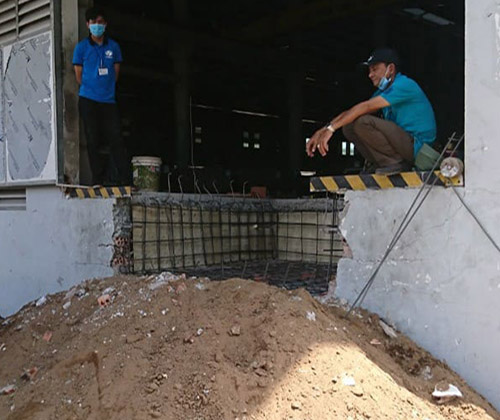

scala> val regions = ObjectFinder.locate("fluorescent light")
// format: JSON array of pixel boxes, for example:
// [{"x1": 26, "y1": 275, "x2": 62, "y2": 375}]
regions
[
  {"x1": 403, "y1": 8, "x2": 454, "y2": 26},
  {"x1": 403, "y1": 8, "x2": 425, "y2": 16},
  {"x1": 422, "y1": 12, "x2": 454, "y2": 26},
  {"x1": 193, "y1": 103, "x2": 222, "y2": 111},
  {"x1": 232, "y1": 109, "x2": 279, "y2": 118}
]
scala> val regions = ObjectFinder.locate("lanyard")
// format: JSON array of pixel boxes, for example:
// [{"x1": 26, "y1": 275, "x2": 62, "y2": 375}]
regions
[{"x1": 93, "y1": 44, "x2": 105, "y2": 68}]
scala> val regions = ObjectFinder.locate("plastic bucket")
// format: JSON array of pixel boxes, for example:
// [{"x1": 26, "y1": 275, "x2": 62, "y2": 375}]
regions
[
  {"x1": 131, "y1": 156, "x2": 162, "y2": 192},
  {"x1": 414, "y1": 143, "x2": 441, "y2": 171}
]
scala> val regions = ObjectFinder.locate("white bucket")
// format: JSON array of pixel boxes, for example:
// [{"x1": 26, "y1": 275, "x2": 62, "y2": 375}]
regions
[{"x1": 131, "y1": 156, "x2": 162, "y2": 192}]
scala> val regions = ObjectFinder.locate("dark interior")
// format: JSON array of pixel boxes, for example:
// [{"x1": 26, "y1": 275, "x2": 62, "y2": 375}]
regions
[{"x1": 91, "y1": 0, "x2": 464, "y2": 196}]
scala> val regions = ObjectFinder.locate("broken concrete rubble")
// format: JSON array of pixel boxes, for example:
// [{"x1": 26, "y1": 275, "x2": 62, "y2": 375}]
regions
[
  {"x1": 0, "y1": 384, "x2": 15, "y2": 395},
  {"x1": 97, "y1": 294, "x2": 111, "y2": 307},
  {"x1": 432, "y1": 382, "x2": 464, "y2": 404},
  {"x1": 35, "y1": 296, "x2": 47, "y2": 307},
  {"x1": 379, "y1": 319, "x2": 398, "y2": 338}
]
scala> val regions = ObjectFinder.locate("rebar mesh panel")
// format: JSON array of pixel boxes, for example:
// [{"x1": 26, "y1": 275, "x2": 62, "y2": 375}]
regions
[{"x1": 132, "y1": 195, "x2": 343, "y2": 295}]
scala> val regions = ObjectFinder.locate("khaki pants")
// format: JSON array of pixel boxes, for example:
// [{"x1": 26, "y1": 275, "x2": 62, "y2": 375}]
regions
[{"x1": 342, "y1": 115, "x2": 414, "y2": 167}]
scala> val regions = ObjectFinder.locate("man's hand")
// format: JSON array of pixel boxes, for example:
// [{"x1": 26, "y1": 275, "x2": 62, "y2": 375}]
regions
[
  {"x1": 114, "y1": 63, "x2": 120, "y2": 82},
  {"x1": 74, "y1": 65, "x2": 82, "y2": 85},
  {"x1": 306, "y1": 127, "x2": 334, "y2": 157},
  {"x1": 306, "y1": 96, "x2": 390, "y2": 157}
]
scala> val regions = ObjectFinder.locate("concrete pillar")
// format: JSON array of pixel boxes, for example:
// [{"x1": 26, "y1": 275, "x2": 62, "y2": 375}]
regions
[
  {"x1": 76, "y1": 0, "x2": 94, "y2": 184},
  {"x1": 172, "y1": 48, "x2": 191, "y2": 168},
  {"x1": 465, "y1": 0, "x2": 500, "y2": 188},
  {"x1": 58, "y1": 0, "x2": 83, "y2": 184},
  {"x1": 287, "y1": 69, "x2": 304, "y2": 175},
  {"x1": 171, "y1": 0, "x2": 191, "y2": 168}
]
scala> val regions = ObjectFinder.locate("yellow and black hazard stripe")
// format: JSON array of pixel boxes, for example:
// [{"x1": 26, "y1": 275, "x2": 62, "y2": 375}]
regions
[
  {"x1": 66, "y1": 186, "x2": 132, "y2": 199},
  {"x1": 310, "y1": 171, "x2": 463, "y2": 192}
]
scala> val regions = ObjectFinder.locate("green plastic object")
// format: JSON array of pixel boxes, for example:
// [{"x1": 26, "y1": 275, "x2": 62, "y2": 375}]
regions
[
  {"x1": 414, "y1": 143, "x2": 441, "y2": 171},
  {"x1": 132, "y1": 156, "x2": 162, "y2": 192}
]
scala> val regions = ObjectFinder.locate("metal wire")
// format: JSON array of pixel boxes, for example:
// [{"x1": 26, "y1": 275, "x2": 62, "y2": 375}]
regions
[{"x1": 451, "y1": 187, "x2": 500, "y2": 254}]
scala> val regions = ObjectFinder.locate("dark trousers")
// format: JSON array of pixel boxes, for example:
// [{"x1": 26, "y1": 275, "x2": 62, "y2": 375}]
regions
[
  {"x1": 342, "y1": 115, "x2": 414, "y2": 167},
  {"x1": 79, "y1": 96, "x2": 130, "y2": 185}
]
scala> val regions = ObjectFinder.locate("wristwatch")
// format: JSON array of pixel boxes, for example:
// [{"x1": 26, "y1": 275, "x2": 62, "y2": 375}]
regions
[{"x1": 325, "y1": 124, "x2": 335, "y2": 133}]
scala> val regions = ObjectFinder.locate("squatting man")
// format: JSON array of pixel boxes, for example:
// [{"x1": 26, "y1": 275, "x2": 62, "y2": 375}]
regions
[{"x1": 306, "y1": 48, "x2": 437, "y2": 175}]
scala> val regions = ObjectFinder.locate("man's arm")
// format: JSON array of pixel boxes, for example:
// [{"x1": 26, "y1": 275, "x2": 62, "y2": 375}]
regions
[
  {"x1": 114, "y1": 63, "x2": 120, "y2": 82},
  {"x1": 329, "y1": 96, "x2": 389, "y2": 130},
  {"x1": 306, "y1": 96, "x2": 390, "y2": 157},
  {"x1": 73, "y1": 65, "x2": 82, "y2": 85}
]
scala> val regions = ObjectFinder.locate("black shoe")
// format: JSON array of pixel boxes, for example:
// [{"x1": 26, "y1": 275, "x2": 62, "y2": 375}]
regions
[{"x1": 375, "y1": 162, "x2": 412, "y2": 176}]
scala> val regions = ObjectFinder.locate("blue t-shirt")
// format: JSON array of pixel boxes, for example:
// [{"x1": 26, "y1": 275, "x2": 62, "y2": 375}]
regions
[
  {"x1": 374, "y1": 73, "x2": 436, "y2": 157},
  {"x1": 72, "y1": 36, "x2": 122, "y2": 104}
]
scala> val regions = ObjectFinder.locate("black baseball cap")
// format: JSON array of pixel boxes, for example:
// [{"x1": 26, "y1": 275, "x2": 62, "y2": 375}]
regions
[{"x1": 362, "y1": 48, "x2": 400, "y2": 67}]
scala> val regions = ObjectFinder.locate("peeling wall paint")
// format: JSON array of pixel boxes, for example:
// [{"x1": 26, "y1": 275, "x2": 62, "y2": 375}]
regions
[{"x1": 0, "y1": 32, "x2": 56, "y2": 184}]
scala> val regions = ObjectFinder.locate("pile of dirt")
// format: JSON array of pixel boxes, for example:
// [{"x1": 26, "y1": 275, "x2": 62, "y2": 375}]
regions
[{"x1": 0, "y1": 274, "x2": 498, "y2": 420}]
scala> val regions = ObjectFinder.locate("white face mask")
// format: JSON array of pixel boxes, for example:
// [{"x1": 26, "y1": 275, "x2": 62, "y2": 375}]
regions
[{"x1": 378, "y1": 67, "x2": 392, "y2": 91}]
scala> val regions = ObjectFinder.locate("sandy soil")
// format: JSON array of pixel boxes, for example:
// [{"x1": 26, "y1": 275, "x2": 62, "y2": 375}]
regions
[{"x1": 0, "y1": 274, "x2": 498, "y2": 420}]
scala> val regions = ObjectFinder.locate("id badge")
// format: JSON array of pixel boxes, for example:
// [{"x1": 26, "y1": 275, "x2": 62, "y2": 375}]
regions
[{"x1": 98, "y1": 67, "x2": 109, "y2": 76}]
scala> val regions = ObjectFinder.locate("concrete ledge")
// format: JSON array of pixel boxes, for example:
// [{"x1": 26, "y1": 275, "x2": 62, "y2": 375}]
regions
[
  {"x1": 132, "y1": 192, "x2": 340, "y2": 212},
  {"x1": 310, "y1": 171, "x2": 463, "y2": 192},
  {"x1": 65, "y1": 186, "x2": 132, "y2": 199}
]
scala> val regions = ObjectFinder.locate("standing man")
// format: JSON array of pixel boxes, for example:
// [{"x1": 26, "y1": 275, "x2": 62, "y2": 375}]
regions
[
  {"x1": 73, "y1": 7, "x2": 129, "y2": 185},
  {"x1": 306, "y1": 48, "x2": 436, "y2": 175}
]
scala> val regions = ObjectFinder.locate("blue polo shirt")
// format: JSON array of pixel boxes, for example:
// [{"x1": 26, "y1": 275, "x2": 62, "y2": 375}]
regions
[
  {"x1": 72, "y1": 36, "x2": 122, "y2": 104},
  {"x1": 373, "y1": 73, "x2": 436, "y2": 157}
]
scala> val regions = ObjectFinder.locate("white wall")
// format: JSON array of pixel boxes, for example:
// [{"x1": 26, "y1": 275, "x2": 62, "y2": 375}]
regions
[
  {"x1": 336, "y1": 0, "x2": 500, "y2": 410},
  {"x1": 0, "y1": 187, "x2": 115, "y2": 317},
  {"x1": 337, "y1": 189, "x2": 500, "y2": 410},
  {"x1": 465, "y1": 0, "x2": 500, "y2": 190}
]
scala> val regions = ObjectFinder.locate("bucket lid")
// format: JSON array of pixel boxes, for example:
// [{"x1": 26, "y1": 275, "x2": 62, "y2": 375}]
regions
[{"x1": 132, "y1": 156, "x2": 162, "y2": 165}]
